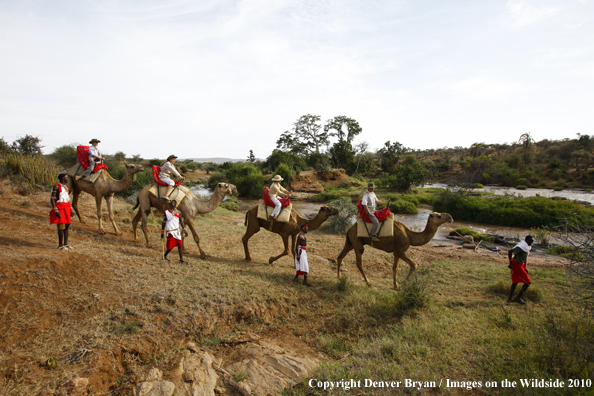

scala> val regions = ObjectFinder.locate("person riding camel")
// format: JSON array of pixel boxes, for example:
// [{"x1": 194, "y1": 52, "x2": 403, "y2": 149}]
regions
[
  {"x1": 268, "y1": 175, "x2": 290, "y2": 221},
  {"x1": 361, "y1": 182, "x2": 388, "y2": 242},
  {"x1": 77, "y1": 138, "x2": 104, "y2": 180},
  {"x1": 160, "y1": 155, "x2": 185, "y2": 200}
]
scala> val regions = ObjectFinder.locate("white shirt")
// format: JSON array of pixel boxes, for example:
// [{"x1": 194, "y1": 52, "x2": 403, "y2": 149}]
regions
[
  {"x1": 361, "y1": 190, "x2": 377, "y2": 213},
  {"x1": 159, "y1": 161, "x2": 182, "y2": 179},
  {"x1": 164, "y1": 210, "x2": 182, "y2": 240},
  {"x1": 56, "y1": 184, "x2": 70, "y2": 203},
  {"x1": 88, "y1": 146, "x2": 101, "y2": 160}
]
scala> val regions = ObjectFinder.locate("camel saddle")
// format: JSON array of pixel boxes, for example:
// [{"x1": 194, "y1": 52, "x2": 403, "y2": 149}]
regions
[
  {"x1": 256, "y1": 200, "x2": 293, "y2": 223},
  {"x1": 357, "y1": 214, "x2": 394, "y2": 238},
  {"x1": 148, "y1": 184, "x2": 192, "y2": 204},
  {"x1": 66, "y1": 163, "x2": 105, "y2": 183}
]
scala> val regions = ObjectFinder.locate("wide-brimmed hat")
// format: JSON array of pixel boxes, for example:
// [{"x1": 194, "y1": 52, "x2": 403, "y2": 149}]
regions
[
  {"x1": 89, "y1": 138, "x2": 101, "y2": 144},
  {"x1": 272, "y1": 175, "x2": 284, "y2": 182},
  {"x1": 167, "y1": 155, "x2": 178, "y2": 161},
  {"x1": 368, "y1": 182, "x2": 375, "y2": 188}
]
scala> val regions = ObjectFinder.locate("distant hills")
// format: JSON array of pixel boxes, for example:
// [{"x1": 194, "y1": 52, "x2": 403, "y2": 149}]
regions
[{"x1": 181, "y1": 157, "x2": 246, "y2": 164}]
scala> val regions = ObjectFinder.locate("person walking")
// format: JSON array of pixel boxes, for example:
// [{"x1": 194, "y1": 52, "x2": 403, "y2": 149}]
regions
[
  {"x1": 161, "y1": 199, "x2": 189, "y2": 264},
  {"x1": 507, "y1": 235, "x2": 534, "y2": 304},
  {"x1": 50, "y1": 173, "x2": 73, "y2": 251},
  {"x1": 78, "y1": 138, "x2": 104, "y2": 180},
  {"x1": 293, "y1": 224, "x2": 311, "y2": 286},
  {"x1": 160, "y1": 155, "x2": 185, "y2": 200},
  {"x1": 268, "y1": 175, "x2": 290, "y2": 221},
  {"x1": 361, "y1": 182, "x2": 388, "y2": 242}
]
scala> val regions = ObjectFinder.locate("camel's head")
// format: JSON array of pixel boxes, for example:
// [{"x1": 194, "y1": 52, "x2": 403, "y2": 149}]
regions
[
  {"x1": 318, "y1": 205, "x2": 340, "y2": 218},
  {"x1": 428, "y1": 212, "x2": 454, "y2": 226},
  {"x1": 124, "y1": 163, "x2": 145, "y2": 175},
  {"x1": 216, "y1": 182, "x2": 238, "y2": 196}
]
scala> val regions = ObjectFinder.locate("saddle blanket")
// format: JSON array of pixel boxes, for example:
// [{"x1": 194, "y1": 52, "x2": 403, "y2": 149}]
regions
[
  {"x1": 148, "y1": 184, "x2": 192, "y2": 205},
  {"x1": 256, "y1": 200, "x2": 293, "y2": 223},
  {"x1": 357, "y1": 214, "x2": 394, "y2": 238},
  {"x1": 66, "y1": 163, "x2": 104, "y2": 183}
]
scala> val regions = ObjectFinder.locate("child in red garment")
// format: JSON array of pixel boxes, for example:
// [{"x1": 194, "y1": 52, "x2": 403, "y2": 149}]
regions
[{"x1": 161, "y1": 200, "x2": 189, "y2": 264}]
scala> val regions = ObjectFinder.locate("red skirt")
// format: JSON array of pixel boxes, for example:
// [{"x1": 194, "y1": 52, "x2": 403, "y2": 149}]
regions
[
  {"x1": 49, "y1": 202, "x2": 71, "y2": 225},
  {"x1": 510, "y1": 260, "x2": 531, "y2": 283},
  {"x1": 166, "y1": 234, "x2": 183, "y2": 250}
]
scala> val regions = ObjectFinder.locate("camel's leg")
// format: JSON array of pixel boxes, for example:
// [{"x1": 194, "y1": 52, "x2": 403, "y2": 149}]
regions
[
  {"x1": 186, "y1": 218, "x2": 207, "y2": 259},
  {"x1": 71, "y1": 189, "x2": 84, "y2": 223},
  {"x1": 290, "y1": 234, "x2": 297, "y2": 257},
  {"x1": 354, "y1": 247, "x2": 371, "y2": 287},
  {"x1": 140, "y1": 208, "x2": 152, "y2": 247},
  {"x1": 105, "y1": 194, "x2": 121, "y2": 235},
  {"x1": 336, "y1": 235, "x2": 354, "y2": 279},
  {"x1": 132, "y1": 209, "x2": 142, "y2": 242},
  {"x1": 95, "y1": 195, "x2": 105, "y2": 234},
  {"x1": 398, "y1": 252, "x2": 418, "y2": 284},
  {"x1": 392, "y1": 255, "x2": 402, "y2": 291},
  {"x1": 268, "y1": 234, "x2": 291, "y2": 264},
  {"x1": 242, "y1": 223, "x2": 260, "y2": 261}
]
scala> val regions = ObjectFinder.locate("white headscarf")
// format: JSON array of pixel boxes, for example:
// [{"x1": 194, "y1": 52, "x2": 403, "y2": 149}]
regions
[{"x1": 513, "y1": 240, "x2": 532, "y2": 253}]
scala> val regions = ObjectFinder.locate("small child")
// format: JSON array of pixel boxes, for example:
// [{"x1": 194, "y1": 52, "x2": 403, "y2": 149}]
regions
[
  {"x1": 293, "y1": 224, "x2": 311, "y2": 286},
  {"x1": 161, "y1": 200, "x2": 189, "y2": 263}
]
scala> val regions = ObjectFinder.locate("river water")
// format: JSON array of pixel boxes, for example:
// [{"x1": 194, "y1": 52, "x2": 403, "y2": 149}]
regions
[{"x1": 190, "y1": 184, "x2": 583, "y2": 242}]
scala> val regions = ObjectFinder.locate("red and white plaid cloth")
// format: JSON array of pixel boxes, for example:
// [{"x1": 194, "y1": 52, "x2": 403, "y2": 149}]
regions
[
  {"x1": 77, "y1": 146, "x2": 108, "y2": 173},
  {"x1": 263, "y1": 186, "x2": 290, "y2": 208},
  {"x1": 357, "y1": 199, "x2": 392, "y2": 223},
  {"x1": 152, "y1": 165, "x2": 182, "y2": 186}
]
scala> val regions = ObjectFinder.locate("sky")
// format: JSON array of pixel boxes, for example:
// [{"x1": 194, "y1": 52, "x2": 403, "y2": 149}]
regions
[{"x1": 1, "y1": 0, "x2": 593, "y2": 160}]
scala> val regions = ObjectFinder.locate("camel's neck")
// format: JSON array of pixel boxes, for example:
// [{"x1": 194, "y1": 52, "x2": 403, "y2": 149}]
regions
[
  {"x1": 110, "y1": 171, "x2": 135, "y2": 193},
  {"x1": 295, "y1": 211, "x2": 327, "y2": 231},
  {"x1": 191, "y1": 190, "x2": 226, "y2": 214},
  {"x1": 406, "y1": 224, "x2": 439, "y2": 246}
]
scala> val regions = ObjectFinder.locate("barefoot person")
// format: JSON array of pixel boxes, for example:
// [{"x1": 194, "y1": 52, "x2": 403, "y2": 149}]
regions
[
  {"x1": 77, "y1": 138, "x2": 104, "y2": 180},
  {"x1": 268, "y1": 175, "x2": 290, "y2": 221},
  {"x1": 160, "y1": 155, "x2": 185, "y2": 200},
  {"x1": 50, "y1": 173, "x2": 72, "y2": 251},
  {"x1": 161, "y1": 200, "x2": 189, "y2": 264},
  {"x1": 361, "y1": 182, "x2": 388, "y2": 242},
  {"x1": 293, "y1": 224, "x2": 311, "y2": 286},
  {"x1": 507, "y1": 235, "x2": 534, "y2": 304}
]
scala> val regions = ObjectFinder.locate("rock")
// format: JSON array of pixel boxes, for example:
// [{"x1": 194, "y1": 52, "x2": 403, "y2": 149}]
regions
[
  {"x1": 145, "y1": 368, "x2": 163, "y2": 382},
  {"x1": 463, "y1": 243, "x2": 476, "y2": 249},
  {"x1": 462, "y1": 236, "x2": 474, "y2": 243},
  {"x1": 313, "y1": 255, "x2": 329, "y2": 264},
  {"x1": 136, "y1": 381, "x2": 176, "y2": 396},
  {"x1": 126, "y1": 191, "x2": 140, "y2": 205},
  {"x1": 169, "y1": 350, "x2": 219, "y2": 396}
]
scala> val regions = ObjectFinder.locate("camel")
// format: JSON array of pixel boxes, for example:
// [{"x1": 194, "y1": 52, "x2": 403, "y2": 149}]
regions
[
  {"x1": 67, "y1": 164, "x2": 145, "y2": 235},
  {"x1": 336, "y1": 212, "x2": 453, "y2": 290},
  {"x1": 132, "y1": 182, "x2": 238, "y2": 258},
  {"x1": 242, "y1": 205, "x2": 340, "y2": 264}
]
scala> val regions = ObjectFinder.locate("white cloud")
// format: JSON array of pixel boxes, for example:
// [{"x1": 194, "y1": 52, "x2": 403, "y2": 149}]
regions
[{"x1": 503, "y1": 0, "x2": 561, "y2": 28}]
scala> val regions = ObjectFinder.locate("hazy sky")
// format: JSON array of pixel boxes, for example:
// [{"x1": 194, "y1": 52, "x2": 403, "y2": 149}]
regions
[{"x1": 1, "y1": 0, "x2": 593, "y2": 160}]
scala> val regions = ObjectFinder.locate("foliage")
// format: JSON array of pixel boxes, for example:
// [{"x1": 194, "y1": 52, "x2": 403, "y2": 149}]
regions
[
  {"x1": 531, "y1": 226, "x2": 552, "y2": 244},
  {"x1": 263, "y1": 149, "x2": 306, "y2": 174},
  {"x1": 305, "y1": 151, "x2": 331, "y2": 172},
  {"x1": 388, "y1": 199, "x2": 417, "y2": 214},
  {"x1": 516, "y1": 185, "x2": 528, "y2": 190},
  {"x1": 273, "y1": 163, "x2": 293, "y2": 183},
  {"x1": 433, "y1": 190, "x2": 594, "y2": 228},
  {"x1": 247, "y1": 150, "x2": 256, "y2": 163},
  {"x1": 113, "y1": 151, "x2": 126, "y2": 161},
  {"x1": 0, "y1": 137, "x2": 12, "y2": 153},
  {"x1": 11, "y1": 135, "x2": 43, "y2": 155},
  {"x1": 276, "y1": 114, "x2": 329, "y2": 154},
  {"x1": 179, "y1": 165, "x2": 188, "y2": 173},
  {"x1": 208, "y1": 162, "x2": 266, "y2": 198},
  {"x1": 319, "y1": 198, "x2": 357, "y2": 234},
  {"x1": 377, "y1": 141, "x2": 409, "y2": 173},
  {"x1": 325, "y1": 116, "x2": 362, "y2": 173},
  {"x1": 186, "y1": 162, "x2": 199, "y2": 171},
  {"x1": 51, "y1": 144, "x2": 78, "y2": 168},
  {"x1": 0, "y1": 152, "x2": 60, "y2": 186},
  {"x1": 378, "y1": 161, "x2": 432, "y2": 192}
]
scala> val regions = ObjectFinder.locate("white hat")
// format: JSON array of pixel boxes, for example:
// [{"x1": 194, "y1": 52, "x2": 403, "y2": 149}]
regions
[{"x1": 272, "y1": 175, "x2": 284, "y2": 181}]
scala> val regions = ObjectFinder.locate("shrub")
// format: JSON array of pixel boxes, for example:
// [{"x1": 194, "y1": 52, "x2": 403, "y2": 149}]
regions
[
  {"x1": 516, "y1": 185, "x2": 528, "y2": 190},
  {"x1": 320, "y1": 198, "x2": 357, "y2": 234},
  {"x1": 273, "y1": 163, "x2": 293, "y2": 182},
  {"x1": 179, "y1": 165, "x2": 188, "y2": 173},
  {"x1": 207, "y1": 163, "x2": 266, "y2": 198},
  {"x1": 51, "y1": 144, "x2": 78, "y2": 168},
  {"x1": 0, "y1": 152, "x2": 60, "y2": 186},
  {"x1": 388, "y1": 199, "x2": 417, "y2": 214}
]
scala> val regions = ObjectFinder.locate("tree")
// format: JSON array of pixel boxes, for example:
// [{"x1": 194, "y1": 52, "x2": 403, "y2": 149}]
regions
[
  {"x1": 113, "y1": 151, "x2": 126, "y2": 161},
  {"x1": 377, "y1": 141, "x2": 409, "y2": 173},
  {"x1": 469, "y1": 143, "x2": 485, "y2": 158},
  {"x1": 577, "y1": 133, "x2": 593, "y2": 153},
  {"x1": 276, "y1": 114, "x2": 329, "y2": 154},
  {"x1": 378, "y1": 162, "x2": 431, "y2": 192},
  {"x1": 247, "y1": 150, "x2": 256, "y2": 163},
  {"x1": 264, "y1": 149, "x2": 306, "y2": 174},
  {"x1": 12, "y1": 135, "x2": 43, "y2": 155},
  {"x1": 0, "y1": 137, "x2": 12, "y2": 153},
  {"x1": 325, "y1": 116, "x2": 362, "y2": 172},
  {"x1": 51, "y1": 144, "x2": 78, "y2": 167},
  {"x1": 518, "y1": 132, "x2": 534, "y2": 171},
  {"x1": 352, "y1": 141, "x2": 372, "y2": 175}
]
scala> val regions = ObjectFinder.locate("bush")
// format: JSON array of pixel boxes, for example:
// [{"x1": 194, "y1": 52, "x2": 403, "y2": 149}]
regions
[
  {"x1": 0, "y1": 152, "x2": 60, "y2": 186},
  {"x1": 179, "y1": 165, "x2": 188, "y2": 173},
  {"x1": 51, "y1": 144, "x2": 78, "y2": 168},
  {"x1": 207, "y1": 163, "x2": 266, "y2": 198},
  {"x1": 388, "y1": 199, "x2": 417, "y2": 214},
  {"x1": 378, "y1": 162, "x2": 432, "y2": 192},
  {"x1": 273, "y1": 163, "x2": 293, "y2": 182},
  {"x1": 319, "y1": 198, "x2": 357, "y2": 234},
  {"x1": 516, "y1": 185, "x2": 528, "y2": 190}
]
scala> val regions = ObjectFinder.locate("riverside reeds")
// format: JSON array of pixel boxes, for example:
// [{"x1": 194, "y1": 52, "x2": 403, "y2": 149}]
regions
[{"x1": 0, "y1": 152, "x2": 60, "y2": 186}]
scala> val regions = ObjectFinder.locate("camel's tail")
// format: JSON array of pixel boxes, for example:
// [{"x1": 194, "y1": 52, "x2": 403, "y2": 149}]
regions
[
  {"x1": 133, "y1": 196, "x2": 139, "y2": 210},
  {"x1": 337, "y1": 232, "x2": 353, "y2": 263},
  {"x1": 244, "y1": 211, "x2": 249, "y2": 227}
]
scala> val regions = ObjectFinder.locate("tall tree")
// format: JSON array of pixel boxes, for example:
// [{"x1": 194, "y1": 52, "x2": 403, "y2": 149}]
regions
[
  {"x1": 518, "y1": 132, "x2": 534, "y2": 171},
  {"x1": 325, "y1": 116, "x2": 363, "y2": 172},
  {"x1": 247, "y1": 150, "x2": 256, "y2": 163},
  {"x1": 377, "y1": 141, "x2": 409, "y2": 173},
  {"x1": 276, "y1": 114, "x2": 329, "y2": 154},
  {"x1": 12, "y1": 135, "x2": 43, "y2": 155}
]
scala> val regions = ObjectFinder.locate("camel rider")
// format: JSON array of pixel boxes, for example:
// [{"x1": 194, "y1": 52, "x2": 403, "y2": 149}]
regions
[
  {"x1": 78, "y1": 138, "x2": 104, "y2": 180},
  {"x1": 268, "y1": 175, "x2": 290, "y2": 221},
  {"x1": 362, "y1": 182, "x2": 388, "y2": 242},
  {"x1": 507, "y1": 235, "x2": 534, "y2": 304},
  {"x1": 293, "y1": 224, "x2": 311, "y2": 286},
  {"x1": 160, "y1": 155, "x2": 185, "y2": 199}
]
